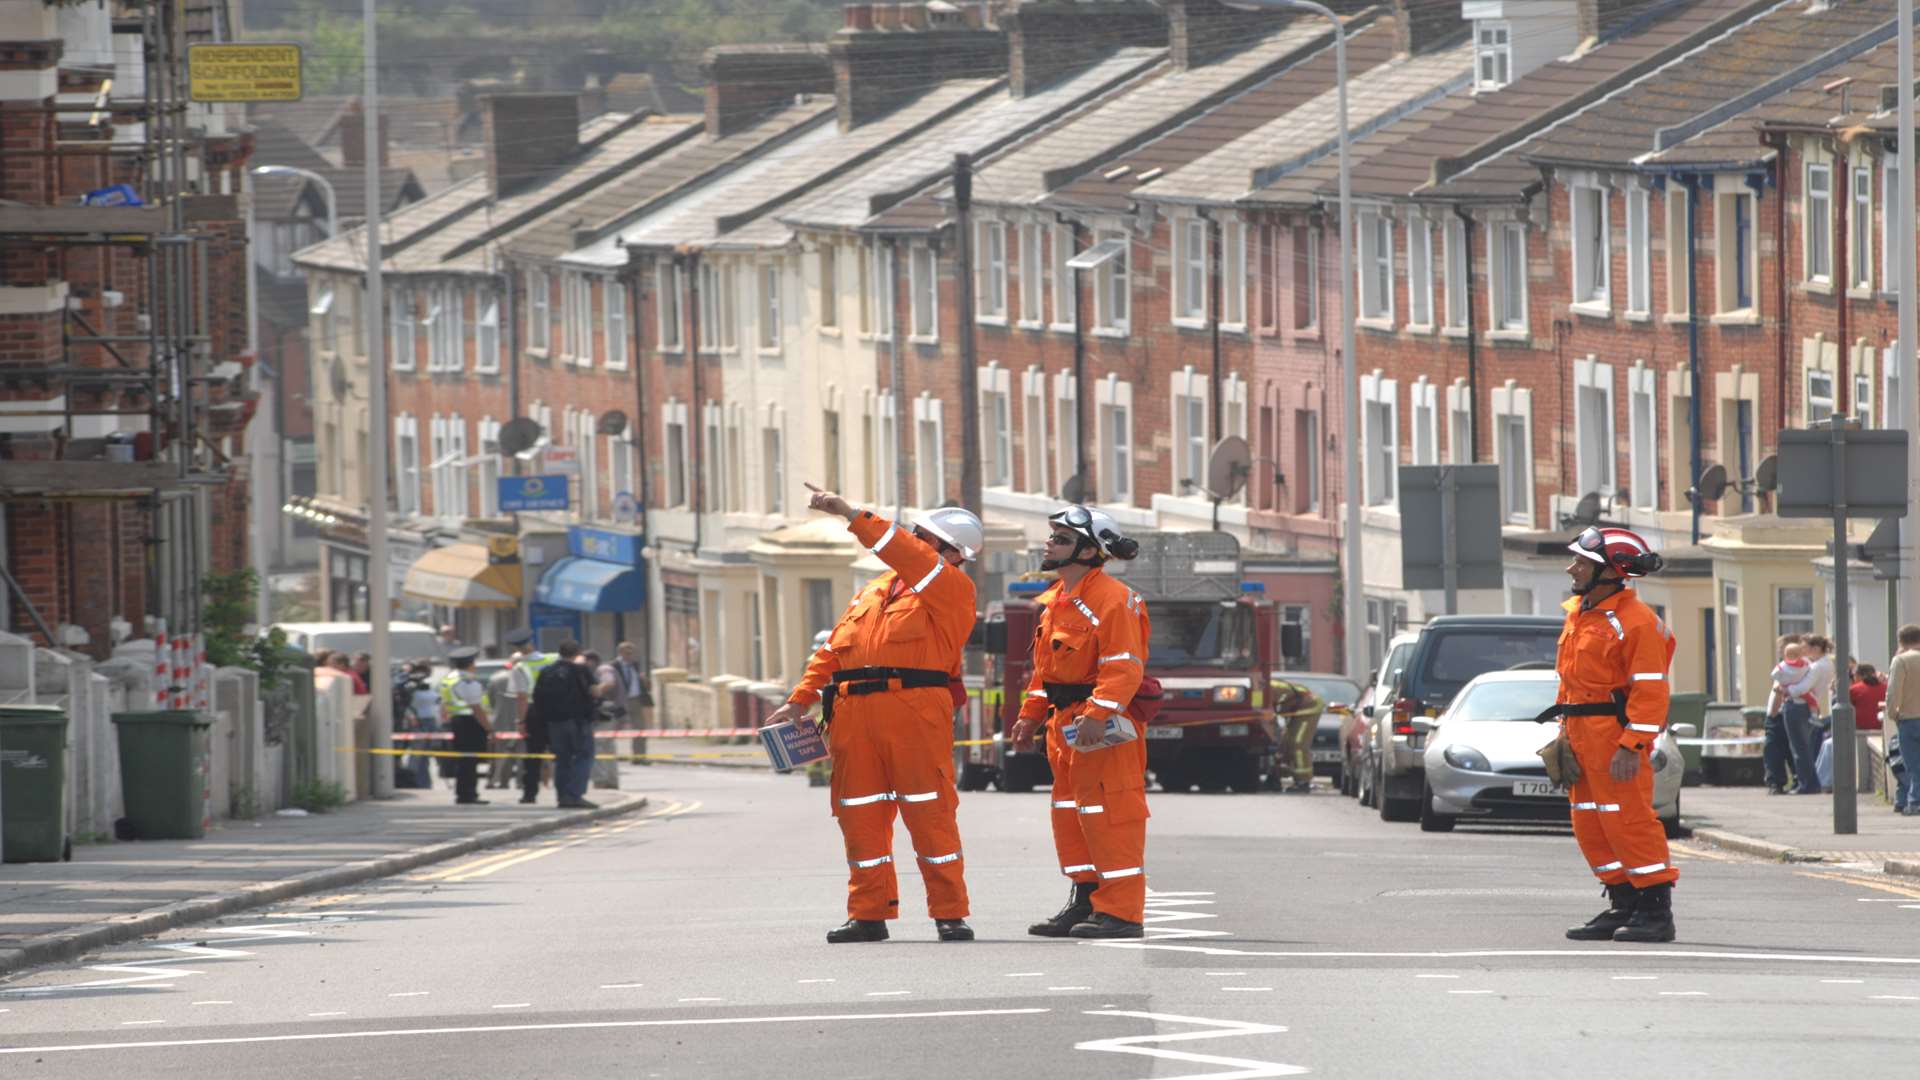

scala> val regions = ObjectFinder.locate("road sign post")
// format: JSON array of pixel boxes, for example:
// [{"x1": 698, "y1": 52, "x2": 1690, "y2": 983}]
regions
[
  {"x1": 1398, "y1": 464, "x2": 1503, "y2": 614},
  {"x1": 1777, "y1": 420, "x2": 1910, "y2": 836}
]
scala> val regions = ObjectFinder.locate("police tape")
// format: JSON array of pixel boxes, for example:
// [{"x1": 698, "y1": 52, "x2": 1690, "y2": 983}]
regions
[
  {"x1": 390, "y1": 729, "x2": 759, "y2": 741},
  {"x1": 1673, "y1": 735, "x2": 1767, "y2": 747},
  {"x1": 348, "y1": 736, "x2": 1004, "y2": 762}
]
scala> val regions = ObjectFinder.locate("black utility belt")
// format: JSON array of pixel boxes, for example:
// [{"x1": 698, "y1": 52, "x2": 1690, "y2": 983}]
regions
[
  {"x1": 1533, "y1": 689, "x2": 1628, "y2": 727},
  {"x1": 1043, "y1": 681, "x2": 1096, "y2": 710},
  {"x1": 822, "y1": 666, "x2": 951, "y2": 726}
]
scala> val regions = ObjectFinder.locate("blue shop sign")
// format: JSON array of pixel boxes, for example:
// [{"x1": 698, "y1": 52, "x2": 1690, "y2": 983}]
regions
[
  {"x1": 498, "y1": 475, "x2": 569, "y2": 512},
  {"x1": 568, "y1": 525, "x2": 643, "y2": 565}
]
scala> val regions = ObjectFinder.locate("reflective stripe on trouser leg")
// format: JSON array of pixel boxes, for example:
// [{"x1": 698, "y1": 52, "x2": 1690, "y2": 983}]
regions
[
  {"x1": 897, "y1": 781, "x2": 970, "y2": 920},
  {"x1": 829, "y1": 704, "x2": 901, "y2": 921},
  {"x1": 1047, "y1": 730, "x2": 1098, "y2": 883},
  {"x1": 1080, "y1": 809, "x2": 1147, "y2": 923},
  {"x1": 1566, "y1": 718, "x2": 1677, "y2": 889}
]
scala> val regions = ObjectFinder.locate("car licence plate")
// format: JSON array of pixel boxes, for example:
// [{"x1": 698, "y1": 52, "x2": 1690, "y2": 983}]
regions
[
  {"x1": 1146, "y1": 726, "x2": 1183, "y2": 740},
  {"x1": 1312, "y1": 750, "x2": 1343, "y2": 763},
  {"x1": 1513, "y1": 780, "x2": 1567, "y2": 798}
]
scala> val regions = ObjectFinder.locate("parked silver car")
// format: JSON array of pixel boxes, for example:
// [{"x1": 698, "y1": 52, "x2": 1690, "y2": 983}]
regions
[{"x1": 1415, "y1": 670, "x2": 1686, "y2": 836}]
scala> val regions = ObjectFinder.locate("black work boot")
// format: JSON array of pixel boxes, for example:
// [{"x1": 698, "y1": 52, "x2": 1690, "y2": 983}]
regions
[
  {"x1": 1565, "y1": 883, "x2": 1639, "y2": 941},
  {"x1": 1028, "y1": 881, "x2": 1098, "y2": 938},
  {"x1": 935, "y1": 919, "x2": 975, "y2": 942},
  {"x1": 826, "y1": 918, "x2": 889, "y2": 944},
  {"x1": 1069, "y1": 912, "x2": 1145, "y2": 939},
  {"x1": 1612, "y1": 883, "x2": 1676, "y2": 943}
]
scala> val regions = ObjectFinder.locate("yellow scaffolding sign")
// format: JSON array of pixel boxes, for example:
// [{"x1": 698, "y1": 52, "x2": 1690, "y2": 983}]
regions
[{"x1": 187, "y1": 43, "x2": 303, "y2": 102}]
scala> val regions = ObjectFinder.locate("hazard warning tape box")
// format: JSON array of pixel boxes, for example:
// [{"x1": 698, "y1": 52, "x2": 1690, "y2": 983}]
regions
[{"x1": 759, "y1": 720, "x2": 827, "y2": 773}]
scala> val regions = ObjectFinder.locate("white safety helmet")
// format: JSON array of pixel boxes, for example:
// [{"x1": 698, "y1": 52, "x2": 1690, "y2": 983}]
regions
[
  {"x1": 914, "y1": 505, "x2": 984, "y2": 562},
  {"x1": 1047, "y1": 504, "x2": 1139, "y2": 562}
]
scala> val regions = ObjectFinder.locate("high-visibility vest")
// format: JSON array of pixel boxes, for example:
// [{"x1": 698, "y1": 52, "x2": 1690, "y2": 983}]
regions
[
  {"x1": 519, "y1": 651, "x2": 557, "y2": 691},
  {"x1": 439, "y1": 670, "x2": 480, "y2": 717}
]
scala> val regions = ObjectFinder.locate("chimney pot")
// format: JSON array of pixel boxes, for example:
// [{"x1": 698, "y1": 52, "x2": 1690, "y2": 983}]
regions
[
  {"x1": 900, "y1": 3, "x2": 930, "y2": 30},
  {"x1": 844, "y1": 3, "x2": 875, "y2": 30},
  {"x1": 873, "y1": 2, "x2": 902, "y2": 29}
]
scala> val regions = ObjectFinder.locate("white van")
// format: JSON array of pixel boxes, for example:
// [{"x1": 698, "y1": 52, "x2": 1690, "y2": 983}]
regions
[{"x1": 275, "y1": 622, "x2": 445, "y2": 666}]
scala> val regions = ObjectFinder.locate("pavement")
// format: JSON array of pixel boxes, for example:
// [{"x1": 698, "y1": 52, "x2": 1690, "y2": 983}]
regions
[
  {"x1": 1680, "y1": 783, "x2": 1920, "y2": 874},
  {"x1": 1, "y1": 764, "x2": 1918, "y2": 1077},
  {"x1": 0, "y1": 781, "x2": 648, "y2": 977}
]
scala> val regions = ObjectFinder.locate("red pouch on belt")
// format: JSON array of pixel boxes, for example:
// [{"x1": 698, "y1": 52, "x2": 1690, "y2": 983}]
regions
[{"x1": 1127, "y1": 675, "x2": 1164, "y2": 726}]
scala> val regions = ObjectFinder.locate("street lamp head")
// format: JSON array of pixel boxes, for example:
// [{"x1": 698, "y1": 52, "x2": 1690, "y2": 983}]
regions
[{"x1": 252, "y1": 165, "x2": 299, "y2": 177}]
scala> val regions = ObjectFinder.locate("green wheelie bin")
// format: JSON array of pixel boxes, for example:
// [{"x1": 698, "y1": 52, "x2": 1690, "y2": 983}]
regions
[
  {"x1": 0, "y1": 704, "x2": 70, "y2": 863},
  {"x1": 1667, "y1": 692, "x2": 1710, "y2": 786},
  {"x1": 112, "y1": 709, "x2": 212, "y2": 840}
]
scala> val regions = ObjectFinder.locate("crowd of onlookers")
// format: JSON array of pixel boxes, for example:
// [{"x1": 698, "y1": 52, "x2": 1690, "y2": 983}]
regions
[{"x1": 1764, "y1": 624, "x2": 1920, "y2": 816}]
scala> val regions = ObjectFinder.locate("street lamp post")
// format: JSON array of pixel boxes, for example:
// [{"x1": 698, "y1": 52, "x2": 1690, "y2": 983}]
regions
[
  {"x1": 1229, "y1": 0, "x2": 1363, "y2": 678},
  {"x1": 252, "y1": 164, "x2": 340, "y2": 241}
]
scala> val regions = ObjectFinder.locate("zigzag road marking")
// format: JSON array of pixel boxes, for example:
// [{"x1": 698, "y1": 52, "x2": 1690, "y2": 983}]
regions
[
  {"x1": 1139, "y1": 889, "x2": 1232, "y2": 941},
  {"x1": 0, "y1": 918, "x2": 347, "y2": 997},
  {"x1": 1075, "y1": 1010, "x2": 1305, "y2": 1079}
]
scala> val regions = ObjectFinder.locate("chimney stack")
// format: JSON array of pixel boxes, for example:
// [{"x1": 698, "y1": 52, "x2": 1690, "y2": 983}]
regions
[
  {"x1": 339, "y1": 103, "x2": 390, "y2": 167},
  {"x1": 1392, "y1": 0, "x2": 1468, "y2": 56},
  {"x1": 1166, "y1": 0, "x2": 1293, "y2": 71},
  {"x1": 831, "y1": 7, "x2": 1006, "y2": 128},
  {"x1": 1576, "y1": 0, "x2": 1645, "y2": 47},
  {"x1": 703, "y1": 45, "x2": 836, "y2": 139},
  {"x1": 1001, "y1": 0, "x2": 1166, "y2": 98},
  {"x1": 482, "y1": 93, "x2": 581, "y2": 197}
]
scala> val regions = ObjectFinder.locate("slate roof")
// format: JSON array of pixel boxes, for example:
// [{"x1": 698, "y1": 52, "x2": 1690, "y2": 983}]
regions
[
  {"x1": 1430, "y1": 0, "x2": 1892, "y2": 197},
  {"x1": 249, "y1": 120, "x2": 422, "y2": 224}
]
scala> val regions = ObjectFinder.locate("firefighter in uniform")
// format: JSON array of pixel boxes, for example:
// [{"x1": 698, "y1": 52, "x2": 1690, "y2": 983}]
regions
[
  {"x1": 1012, "y1": 506, "x2": 1152, "y2": 940},
  {"x1": 763, "y1": 484, "x2": 983, "y2": 944},
  {"x1": 1276, "y1": 680, "x2": 1326, "y2": 792},
  {"x1": 1541, "y1": 526, "x2": 1680, "y2": 943},
  {"x1": 440, "y1": 647, "x2": 492, "y2": 805}
]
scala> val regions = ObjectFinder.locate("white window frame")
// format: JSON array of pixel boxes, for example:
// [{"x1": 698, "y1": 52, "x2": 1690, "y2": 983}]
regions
[
  {"x1": 1441, "y1": 218, "x2": 1467, "y2": 332},
  {"x1": 1095, "y1": 373, "x2": 1133, "y2": 503},
  {"x1": 1054, "y1": 370, "x2": 1079, "y2": 495},
  {"x1": 1175, "y1": 217, "x2": 1208, "y2": 326},
  {"x1": 657, "y1": 260, "x2": 683, "y2": 352},
  {"x1": 1885, "y1": 158, "x2": 1903, "y2": 296},
  {"x1": 1021, "y1": 366, "x2": 1049, "y2": 495},
  {"x1": 1221, "y1": 371, "x2": 1248, "y2": 504},
  {"x1": 476, "y1": 289, "x2": 501, "y2": 373},
  {"x1": 429, "y1": 414, "x2": 449, "y2": 514},
  {"x1": 976, "y1": 220, "x2": 1007, "y2": 323},
  {"x1": 445, "y1": 414, "x2": 469, "y2": 519},
  {"x1": 980, "y1": 363, "x2": 1013, "y2": 490},
  {"x1": 608, "y1": 429, "x2": 634, "y2": 506},
  {"x1": 390, "y1": 287, "x2": 414, "y2": 372},
  {"x1": 422, "y1": 289, "x2": 445, "y2": 372},
  {"x1": 1491, "y1": 221, "x2": 1529, "y2": 334},
  {"x1": 1294, "y1": 224, "x2": 1321, "y2": 332},
  {"x1": 1492, "y1": 382, "x2": 1535, "y2": 525},
  {"x1": 1171, "y1": 365, "x2": 1208, "y2": 497},
  {"x1": 1853, "y1": 342, "x2": 1875, "y2": 427},
  {"x1": 1570, "y1": 181, "x2": 1611, "y2": 311},
  {"x1": 1222, "y1": 220, "x2": 1247, "y2": 331},
  {"x1": 1626, "y1": 187, "x2": 1651, "y2": 317},
  {"x1": 395, "y1": 413, "x2": 421, "y2": 515},
  {"x1": 1408, "y1": 217, "x2": 1434, "y2": 329},
  {"x1": 1805, "y1": 351, "x2": 1836, "y2": 426},
  {"x1": 1665, "y1": 191, "x2": 1690, "y2": 316},
  {"x1": 311, "y1": 285, "x2": 337, "y2": 356},
  {"x1": 1094, "y1": 229, "x2": 1130, "y2": 334},
  {"x1": 818, "y1": 243, "x2": 839, "y2": 332},
  {"x1": 1446, "y1": 378, "x2": 1472, "y2": 464},
  {"x1": 1717, "y1": 188, "x2": 1758, "y2": 316},
  {"x1": 758, "y1": 260, "x2": 783, "y2": 354},
  {"x1": 605, "y1": 277, "x2": 628, "y2": 371},
  {"x1": 1805, "y1": 160, "x2": 1833, "y2": 285},
  {"x1": 571, "y1": 408, "x2": 601, "y2": 519},
  {"x1": 762, "y1": 410, "x2": 787, "y2": 515},
  {"x1": 913, "y1": 393, "x2": 946, "y2": 508},
  {"x1": 526, "y1": 268, "x2": 550, "y2": 353},
  {"x1": 1018, "y1": 222, "x2": 1044, "y2": 328},
  {"x1": 1475, "y1": 21, "x2": 1511, "y2": 91},
  {"x1": 1573, "y1": 355, "x2": 1616, "y2": 497},
  {"x1": 565, "y1": 272, "x2": 594, "y2": 365},
  {"x1": 1360, "y1": 369, "x2": 1398, "y2": 506},
  {"x1": 663, "y1": 399, "x2": 690, "y2": 509},
  {"x1": 1357, "y1": 209, "x2": 1394, "y2": 324},
  {"x1": 1050, "y1": 223, "x2": 1077, "y2": 332},
  {"x1": 1628, "y1": 364, "x2": 1658, "y2": 510},
  {"x1": 1887, "y1": 344, "x2": 1904, "y2": 430},
  {"x1": 1409, "y1": 376, "x2": 1439, "y2": 466},
  {"x1": 1295, "y1": 405, "x2": 1322, "y2": 514},
  {"x1": 869, "y1": 244, "x2": 894, "y2": 341},
  {"x1": 910, "y1": 245, "x2": 939, "y2": 343},
  {"x1": 701, "y1": 401, "x2": 723, "y2": 512},
  {"x1": 1851, "y1": 162, "x2": 1873, "y2": 293},
  {"x1": 476, "y1": 416, "x2": 501, "y2": 517}
]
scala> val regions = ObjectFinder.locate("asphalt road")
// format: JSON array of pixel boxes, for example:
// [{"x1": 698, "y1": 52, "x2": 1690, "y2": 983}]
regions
[{"x1": 3, "y1": 765, "x2": 1919, "y2": 1078}]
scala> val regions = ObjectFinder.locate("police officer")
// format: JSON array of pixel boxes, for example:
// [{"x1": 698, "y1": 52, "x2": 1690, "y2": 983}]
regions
[
  {"x1": 763, "y1": 484, "x2": 983, "y2": 945},
  {"x1": 441, "y1": 647, "x2": 492, "y2": 805},
  {"x1": 1012, "y1": 505, "x2": 1152, "y2": 940},
  {"x1": 1543, "y1": 526, "x2": 1679, "y2": 943},
  {"x1": 506, "y1": 629, "x2": 559, "y2": 805}
]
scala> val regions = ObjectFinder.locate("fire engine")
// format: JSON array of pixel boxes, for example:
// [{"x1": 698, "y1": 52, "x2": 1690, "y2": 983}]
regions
[{"x1": 960, "y1": 531, "x2": 1298, "y2": 794}]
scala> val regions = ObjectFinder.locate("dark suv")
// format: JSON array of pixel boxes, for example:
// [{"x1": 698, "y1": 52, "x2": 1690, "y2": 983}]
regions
[{"x1": 1364, "y1": 615, "x2": 1564, "y2": 822}]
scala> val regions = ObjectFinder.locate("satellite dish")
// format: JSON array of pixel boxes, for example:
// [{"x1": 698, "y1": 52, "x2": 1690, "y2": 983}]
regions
[
  {"x1": 1206, "y1": 435, "x2": 1252, "y2": 500},
  {"x1": 1754, "y1": 453, "x2": 1779, "y2": 493},
  {"x1": 1572, "y1": 490, "x2": 1602, "y2": 525},
  {"x1": 1061, "y1": 472, "x2": 1089, "y2": 505},
  {"x1": 597, "y1": 409, "x2": 628, "y2": 437},
  {"x1": 328, "y1": 356, "x2": 349, "y2": 401},
  {"x1": 498, "y1": 417, "x2": 543, "y2": 457},
  {"x1": 1693, "y1": 462, "x2": 1729, "y2": 503}
]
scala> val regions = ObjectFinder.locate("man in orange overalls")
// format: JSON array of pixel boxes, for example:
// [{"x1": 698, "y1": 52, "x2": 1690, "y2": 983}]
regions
[
  {"x1": 1010, "y1": 505, "x2": 1152, "y2": 940},
  {"x1": 763, "y1": 484, "x2": 983, "y2": 944},
  {"x1": 1539, "y1": 526, "x2": 1679, "y2": 943}
]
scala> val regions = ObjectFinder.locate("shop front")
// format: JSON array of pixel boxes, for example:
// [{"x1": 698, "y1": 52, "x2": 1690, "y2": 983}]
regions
[
  {"x1": 534, "y1": 525, "x2": 647, "y2": 654},
  {"x1": 400, "y1": 535, "x2": 524, "y2": 650}
]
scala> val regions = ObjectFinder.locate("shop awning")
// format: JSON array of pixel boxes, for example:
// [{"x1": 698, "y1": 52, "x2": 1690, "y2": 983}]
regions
[
  {"x1": 402, "y1": 543, "x2": 522, "y2": 609},
  {"x1": 535, "y1": 556, "x2": 646, "y2": 613}
]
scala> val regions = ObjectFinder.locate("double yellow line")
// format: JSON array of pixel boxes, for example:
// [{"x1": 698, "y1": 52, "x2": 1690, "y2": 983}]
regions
[{"x1": 407, "y1": 800, "x2": 702, "y2": 884}]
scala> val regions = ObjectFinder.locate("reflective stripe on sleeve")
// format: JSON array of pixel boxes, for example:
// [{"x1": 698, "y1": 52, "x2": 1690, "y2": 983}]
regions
[
  {"x1": 838, "y1": 792, "x2": 896, "y2": 807},
  {"x1": 869, "y1": 524, "x2": 899, "y2": 554},
  {"x1": 1099, "y1": 866, "x2": 1143, "y2": 880},
  {"x1": 1099, "y1": 652, "x2": 1142, "y2": 666},
  {"x1": 1051, "y1": 800, "x2": 1078, "y2": 809},
  {"x1": 1062, "y1": 863, "x2": 1098, "y2": 874},
  {"x1": 1090, "y1": 697, "x2": 1122, "y2": 710},
  {"x1": 919, "y1": 851, "x2": 962, "y2": 865},
  {"x1": 1078, "y1": 804, "x2": 1105, "y2": 815},
  {"x1": 910, "y1": 561, "x2": 944, "y2": 593},
  {"x1": 849, "y1": 854, "x2": 894, "y2": 869},
  {"x1": 1631, "y1": 673, "x2": 1666, "y2": 682},
  {"x1": 1627, "y1": 723, "x2": 1663, "y2": 733},
  {"x1": 1603, "y1": 612, "x2": 1626, "y2": 640},
  {"x1": 1627, "y1": 861, "x2": 1669, "y2": 876},
  {"x1": 898, "y1": 791, "x2": 940, "y2": 803},
  {"x1": 1071, "y1": 598, "x2": 1102, "y2": 626},
  {"x1": 1028, "y1": 688, "x2": 1049, "y2": 699}
]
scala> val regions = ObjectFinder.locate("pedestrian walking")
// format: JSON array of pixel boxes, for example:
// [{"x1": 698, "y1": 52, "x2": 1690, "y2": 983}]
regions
[
  {"x1": 582, "y1": 651, "x2": 621, "y2": 790},
  {"x1": 402, "y1": 660, "x2": 441, "y2": 789},
  {"x1": 1538, "y1": 526, "x2": 1679, "y2": 944},
  {"x1": 1773, "y1": 642, "x2": 1824, "y2": 794},
  {"x1": 761, "y1": 484, "x2": 982, "y2": 945},
  {"x1": 532, "y1": 640, "x2": 600, "y2": 809},
  {"x1": 603, "y1": 642, "x2": 653, "y2": 766},
  {"x1": 506, "y1": 629, "x2": 557, "y2": 804},
  {"x1": 1762, "y1": 634, "x2": 1803, "y2": 794},
  {"x1": 1884, "y1": 626, "x2": 1920, "y2": 815},
  {"x1": 440, "y1": 647, "x2": 492, "y2": 805},
  {"x1": 1010, "y1": 505, "x2": 1153, "y2": 941}
]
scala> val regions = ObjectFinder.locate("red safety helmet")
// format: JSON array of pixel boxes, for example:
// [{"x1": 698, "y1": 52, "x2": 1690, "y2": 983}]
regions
[{"x1": 1568, "y1": 526, "x2": 1663, "y2": 578}]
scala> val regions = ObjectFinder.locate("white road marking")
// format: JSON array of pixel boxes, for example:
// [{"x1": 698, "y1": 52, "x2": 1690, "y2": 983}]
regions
[
  {"x1": 120, "y1": 1021, "x2": 164, "y2": 1026},
  {"x1": 0, "y1": 922, "x2": 327, "y2": 997},
  {"x1": 599, "y1": 984, "x2": 645, "y2": 990},
  {"x1": 491, "y1": 1004, "x2": 531, "y2": 1010},
  {"x1": 1447, "y1": 990, "x2": 1494, "y2": 996},
  {"x1": 1003, "y1": 973, "x2": 1045, "y2": 978},
  {"x1": 1204, "y1": 971, "x2": 1246, "y2": 976},
  {"x1": 1659, "y1": 992, "x2": 1708, "y2": 997},
  {"x1": 798, "y1": 979, "x2": 837, "y2": 984},
  {"x1": 388, "y1": 992, "x2": 429, "y2": 998},
  {"x1": 1048, "y1": 986, "x2": 1092, "y2": 992},
  {"x1": 1415, "y1": 975, "x2": 1460, "y2": 980},
  {"x1": 308, "y1": 1012, "x2": 346, "y2": 1018},
  {"x1": 1611, "y1": 976, "x2": 1658, "y2": 981},
  {"x1": 0, "y1": 1007, "x2": 1055, "y2": 1056},
  {"x1": 1076, "y1": 1010, "x2": 1304, "y2": 1079},
  {"x1": 1219, "y1": 988, "x2": 1273, "y2": 993},
  {"x1": 1083, "y1": 942, "x2": 1920, "y2": 967},
  {"x1": 1871, "y1": 995, "x2": 1920, "y2": 1001},
  {"x1": 1821, "y1": 979, "x2": 1865, "y2": 984},
  {"x1": 191, "y1": 1001, "x2": 231, "y2": 1006},
  {"x1": 1141, "y1": 892, "x2": 1228, "y2": 942},
  {"x1": 866, "y1": 991, "x2": 912, "y2": 997},
  {"x1": 677, "y1": 997, "x2": 723, "y2": 1003}
]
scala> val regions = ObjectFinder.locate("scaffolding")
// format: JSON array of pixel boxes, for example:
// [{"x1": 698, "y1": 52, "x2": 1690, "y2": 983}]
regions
[{"x1": 0, "y1": 0, "x2": 252, "y2": 667}]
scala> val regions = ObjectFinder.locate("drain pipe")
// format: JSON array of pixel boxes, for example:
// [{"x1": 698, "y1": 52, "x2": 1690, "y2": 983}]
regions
[
  {"x1": 1685, "y1": 175, "x2": 1703, "y2": 545},
  {"x1": 1454, "y1": 206, "x2": 1479, "y2": 463}
]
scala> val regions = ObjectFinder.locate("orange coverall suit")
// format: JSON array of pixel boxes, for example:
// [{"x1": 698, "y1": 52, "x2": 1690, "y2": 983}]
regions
[
  {"x1": 1017, "y1": 568, "x2": 1151, "y2": 924},
  {"x1": 1554, "y1": 588, "x2": 1679, "y2": 890},
  {"x1": 788, "y1": 511, "x2": 976, "y2": 922}
]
